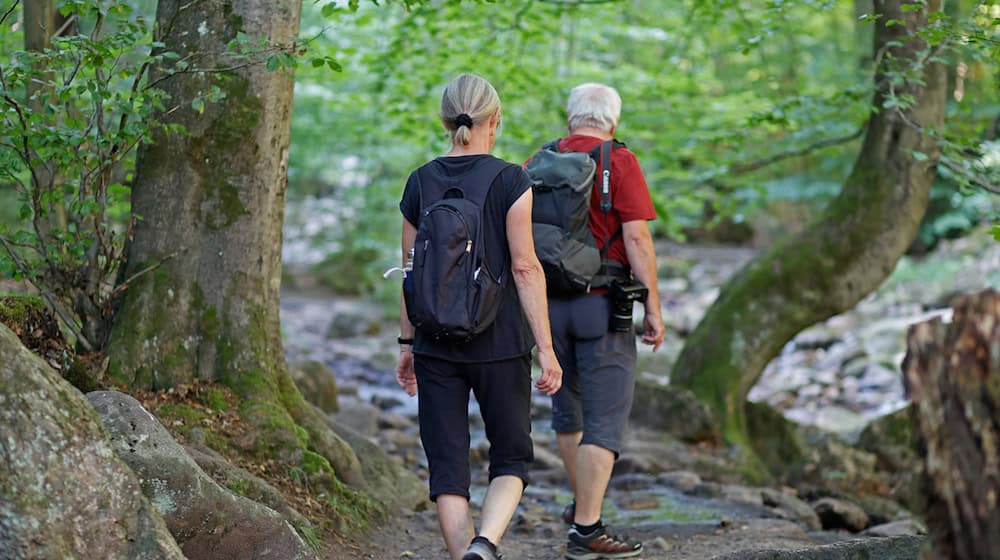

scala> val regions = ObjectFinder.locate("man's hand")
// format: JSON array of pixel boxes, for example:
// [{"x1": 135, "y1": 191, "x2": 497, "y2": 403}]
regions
[
  {"x1": 535, "y1": 347, "x2": 563, "y2": 395},
  {"x1": 395, "y1": 349, "x2": 417, "y2": 397},
  {"x1": 641, "y1": 304, "x2": 665, "y2": 352}
]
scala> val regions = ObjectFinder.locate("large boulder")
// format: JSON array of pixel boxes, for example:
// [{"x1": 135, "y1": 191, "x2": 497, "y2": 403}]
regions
[
  {"x1": 0, "y1": 324, "x2": 184, "y2": 559},
  {"x1": 746, "y1": 401, "x2": 807, "y2": 478},
  {"x1": 87, "y1": 391, "x2": 316, "y2": 560},
  {"x1": 288, "y1": 360, "x2": 339, "y2": 413},
  {"x1": 629, "y1": 379, "x2": 717, "y2": 442}
]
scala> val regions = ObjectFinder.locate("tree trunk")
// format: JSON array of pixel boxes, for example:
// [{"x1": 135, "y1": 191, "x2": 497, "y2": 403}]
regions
[
  {"x1": 669, "y1": 0, "x2": 947, "y2": 478},
  {"x1": 106, "y1": 0, "x2": 366, "y2": 491},
  {"x1": 903, "y1": 289, "x2": 1000, "y2": 560}
]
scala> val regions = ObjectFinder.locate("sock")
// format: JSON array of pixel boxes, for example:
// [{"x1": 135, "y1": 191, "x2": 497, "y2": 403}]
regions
[
  {"x1": 471, "y1": 536, "x2": 497, "y2": 553},
  {"x1": 573, "y1": 519, "x2": 603, "y2": 535}
]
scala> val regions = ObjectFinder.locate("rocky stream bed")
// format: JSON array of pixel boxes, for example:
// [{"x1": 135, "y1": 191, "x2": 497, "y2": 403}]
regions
[{"x1": 279, "y1": 228, "x2": 1000, "y2": 559}]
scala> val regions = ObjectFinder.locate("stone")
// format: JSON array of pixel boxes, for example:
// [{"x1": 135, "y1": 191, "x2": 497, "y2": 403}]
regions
[
  {"x1": 0, "y1": 324, "x2": 184, "y2": 559},
  {"x1": 87, "y1": 391, "x2": 315, "y2": 560},
  {"x1": 788, "y1": 437, "x2": 889, "y2": 497},
  {"x1": 530, "y1": 442, "x2": 564, "y2": 471},
  {"x1": 857, "y1": 406, "x2": 916, "y2": 473},
  {"x1": 324, "y1": 410, "x2": 429, "y2": 511},
  {"x1": 746, "y1": 401, "x2": 807, "y2": 477},
  {"x1": 656, "y1": 470, "x2": 702, "y2": 493},
  {"x1": 629, "y1": 379, "x2": 717, "y2": 442},
  {"x1": 331, "y1": 396, "x2": 379, "y2": 436},
  {"x1": 288, "y1": 359, "x2": 339, "y2": 413},
  {"x1": 813, "y1": 497, "x2": 870, "y2": 532},
  {"x1": 609, "y1": 473, "x2": 657, "y2": 491},
  {"x1": 761, "y1": 488, "x2": 822, "y2": 531},
  {"x1": 862, "y1": 519, "x2": 926, "y2": 537},
  {"x1": 712, "y1": 535, "x2": 925, "y2": 559},
  {"x1": 326, "y1": 309, "x2": 380, "y2": 339}
]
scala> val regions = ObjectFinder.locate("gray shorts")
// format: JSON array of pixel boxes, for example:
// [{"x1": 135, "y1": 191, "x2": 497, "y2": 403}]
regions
[{"x1": 549, "y1": 293, "x2": 637, "y2": 456}]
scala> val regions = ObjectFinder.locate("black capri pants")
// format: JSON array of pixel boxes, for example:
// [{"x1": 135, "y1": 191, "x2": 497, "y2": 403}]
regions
[{"x1": 414, "y1": 353, "x2": 534, "y2": 502}]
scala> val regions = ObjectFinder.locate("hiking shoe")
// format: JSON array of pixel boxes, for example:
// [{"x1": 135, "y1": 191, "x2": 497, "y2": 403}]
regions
[
  {"x1": 462, "y1": 536, "x2": 501, "y2": 560},
  {"x1": 561, "y1": 501, "x2": 576, "y2": 524},
  {"x1": 565, "y1": 523, "x2": 643, "y2": 559}
]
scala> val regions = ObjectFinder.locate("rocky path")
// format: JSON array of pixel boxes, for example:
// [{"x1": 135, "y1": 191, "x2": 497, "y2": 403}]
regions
[{"x1": 280, "y1": 231, "x2": 1000, "y2": 559}]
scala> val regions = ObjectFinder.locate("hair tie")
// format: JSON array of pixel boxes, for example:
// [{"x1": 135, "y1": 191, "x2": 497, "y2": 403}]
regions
[{"x1": 455, "y1": 113, "x2": 474, "y2": 129}]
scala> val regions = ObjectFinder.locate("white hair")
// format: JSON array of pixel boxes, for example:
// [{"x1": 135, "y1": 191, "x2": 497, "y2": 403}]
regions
[{"x1": 566, "y1": 83, "x2": 622, "y2": 133}]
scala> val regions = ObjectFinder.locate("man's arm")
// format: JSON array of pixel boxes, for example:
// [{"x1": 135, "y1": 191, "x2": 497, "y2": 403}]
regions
[
  {"x1": 622, "y1": 219, "x2": 664, "y2": 351},
  {"x1": 506, "y1": 189, "x2": 562, "y2": 395}
]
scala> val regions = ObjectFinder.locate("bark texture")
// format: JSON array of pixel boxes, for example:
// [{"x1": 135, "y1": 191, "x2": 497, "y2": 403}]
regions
[
  {"x1": 106, "y1": 0, "x2": 366, "y2": 490},
  {"x1": 903, "y1": 289, "x2": 1000, "y2": 560},
  {"x1": 669, "y1": 0, "x2": 948, "y2": 472}
]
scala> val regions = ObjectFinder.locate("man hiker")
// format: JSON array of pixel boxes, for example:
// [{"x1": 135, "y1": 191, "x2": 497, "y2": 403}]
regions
[{"x1": 526, "y1": 82, "x2": 664, "y2": 559}]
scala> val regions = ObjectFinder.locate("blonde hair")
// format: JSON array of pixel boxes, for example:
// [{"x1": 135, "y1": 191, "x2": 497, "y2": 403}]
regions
[
  {"x1": 567, "y1": 83, "x2": 622, "y2": 133},
  {"x1": 440, "y1": 73, "x2": 501, "y2": 146}
]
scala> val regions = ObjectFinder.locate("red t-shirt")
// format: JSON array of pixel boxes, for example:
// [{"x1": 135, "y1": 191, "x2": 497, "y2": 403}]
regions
[{"x1": 557, "y1": 134, "x2": 656, "y2": 265}]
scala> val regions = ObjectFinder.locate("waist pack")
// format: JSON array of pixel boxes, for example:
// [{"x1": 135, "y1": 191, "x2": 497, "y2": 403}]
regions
[
  {"x1": 403, "y1": 158, "x2": 509, "y2": 342},
  {"x1": 525, "y1": 139, "x2": 625, "y2": 295}
]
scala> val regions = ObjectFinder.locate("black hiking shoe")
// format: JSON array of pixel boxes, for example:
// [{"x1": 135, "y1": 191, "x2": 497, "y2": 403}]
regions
[
  {"x1": 462, "y1": 536, "x2": 501, "y2": 560},
  {"x1": 561, "y1": 501, "x2": 576, "y2": 524},
  {"x1": 565, "y1": 523, "x2": 643, "y2": 560}
]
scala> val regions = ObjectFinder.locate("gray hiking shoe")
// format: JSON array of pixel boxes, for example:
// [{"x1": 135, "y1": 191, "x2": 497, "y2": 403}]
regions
[
  {"x1": 462, "y1": 536, "x2": 501, "y2": 560},
  {"x1": 565, "y1": 523, "x2": 643, "y2": 559}
]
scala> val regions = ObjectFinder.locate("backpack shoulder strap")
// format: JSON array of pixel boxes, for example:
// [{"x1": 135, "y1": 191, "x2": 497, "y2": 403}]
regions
[
  {"x1": 542, "y1": 138, "x2": 562, "y2": 153},
  {"x1": 462, "y1": 156, "x2": 510, "y2": 208}
]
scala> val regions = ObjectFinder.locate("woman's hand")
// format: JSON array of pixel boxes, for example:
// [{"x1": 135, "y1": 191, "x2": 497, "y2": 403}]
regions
[
  {"x1": 534, "y1": 347, "x2": 563, "y2": 396},
  {"x1": 396, "y1": 349, "x2": 417, "y2": 397}
]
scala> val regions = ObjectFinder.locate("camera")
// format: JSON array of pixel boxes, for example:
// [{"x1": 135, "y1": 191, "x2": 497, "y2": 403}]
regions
[{"x1": 609, "y1": 280, "x2": 648, "y2": 333}]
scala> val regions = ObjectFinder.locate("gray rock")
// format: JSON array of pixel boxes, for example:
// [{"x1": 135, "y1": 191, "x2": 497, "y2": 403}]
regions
[
  {"x1": 87, "y1": 391, "x2": 314, "y2": 560},
  {"x1": 657, "y1": 470, "x2": 702, "y2": 492},
  {"x1": 0, "y1": 324, "x2": 184, "y2": 560},
  {"x1": 857, "y1": 406, "x2": 916, "y2": 472},
  {"x1": 710, "y1": 535, "x2": 924, "y2": 559},
  {"x1": 332, "y1": 396, "x2": 379, "y2": 436},
  {"x1": 324, "y1": 409, "x2": 429, "y2": 511},
  {"x1": 530, "y1": 441, "x2": 564, "y2": 471},
  {"x1": 326, "y1": 309, "x2": 379, "y2": 339},
  {"x1": 629, "y1": 379, "x2": 717, "y2": 442},
  {"x1": 761, "y1": 489, "x2": 822, "y2": 531},
  {"x1": 609, "y1": 473, "x2": 657, "y2": 491},
  {"x1": 862, "y1": 519, "x2": 926, "y2": 537},
  {"x1": 288, "y1": 360, "x2": 339, "y2": 413},
  {"x1": 813, "y1": 497, "x2": 870, "y2": 532}
]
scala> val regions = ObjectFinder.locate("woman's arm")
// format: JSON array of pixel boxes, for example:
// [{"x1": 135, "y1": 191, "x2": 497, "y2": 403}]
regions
[
  {"x1": 396, "y1": 218, "x2": 418, "y2": 396},
  {"x1": 506, "y1": 189, "x2": 562, "y2": 395}
]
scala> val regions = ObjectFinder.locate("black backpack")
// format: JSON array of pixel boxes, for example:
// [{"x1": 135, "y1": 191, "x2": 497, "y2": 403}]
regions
[
  {"x1": 403, "y1": 158, "x2": 509, "y2": 341},
  {"x1": 525, "y1": 139, "x2": 623, "y2": 295}
]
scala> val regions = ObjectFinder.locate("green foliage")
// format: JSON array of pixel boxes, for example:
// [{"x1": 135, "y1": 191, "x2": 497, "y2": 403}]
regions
[
  {"x1": 0, "y1": 0, "x2": 168, "y2": 349},
  {"x1": 280, "y1": 0, "x2": 999, "y2": 300}
]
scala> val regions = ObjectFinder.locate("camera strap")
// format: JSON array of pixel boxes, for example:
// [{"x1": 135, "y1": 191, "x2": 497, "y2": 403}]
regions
[{"x1": 595, "y1": 140, "x2": 625, "y2": 282}]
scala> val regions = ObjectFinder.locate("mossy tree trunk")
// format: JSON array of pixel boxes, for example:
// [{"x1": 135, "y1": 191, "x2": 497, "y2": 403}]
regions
[
  {"x1": 903, "y1": 289, "x2": 1000, "y2": 559},
  {"x1": 106, "y1": 0, "x2": 366, "y2": 492},
  {"x1": 669, "y1": 0, "x2": 947, "y2": 478}
]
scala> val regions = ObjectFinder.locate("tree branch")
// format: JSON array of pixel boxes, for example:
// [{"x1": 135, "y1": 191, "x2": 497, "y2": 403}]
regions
[
  {"x1": 941, "y1": 159, "x2": 1000, "y2": 195},
  {"x1": 727, "y1": 127, "x2": 866, "y2": 175},
  {"x1": 108, "y1": 251, "x2": 182, "y2": 299},
  {"x1": 0, "y1": 1, "x2": 17, "y2": 28}
]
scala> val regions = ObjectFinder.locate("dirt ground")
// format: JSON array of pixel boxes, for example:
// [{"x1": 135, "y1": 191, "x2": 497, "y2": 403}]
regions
[{"x1": 334, "y1": 503, "x2": 835, "y2": 560}]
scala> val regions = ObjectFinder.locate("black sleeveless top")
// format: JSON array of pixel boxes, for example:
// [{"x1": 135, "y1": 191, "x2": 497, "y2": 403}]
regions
[{"x1": 400, "y1": 155, "x2": 534, "y2": 363}]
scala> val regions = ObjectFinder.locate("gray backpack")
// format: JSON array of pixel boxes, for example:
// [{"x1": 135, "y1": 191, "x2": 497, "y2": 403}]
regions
[{"x1": 525, "y1": 139, "x2": 622, "y2": 295}]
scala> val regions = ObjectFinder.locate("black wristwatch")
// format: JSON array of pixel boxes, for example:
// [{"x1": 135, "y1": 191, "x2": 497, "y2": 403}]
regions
[{"x1": 397, "y1": 337, "x2": 414, "y2": 345}]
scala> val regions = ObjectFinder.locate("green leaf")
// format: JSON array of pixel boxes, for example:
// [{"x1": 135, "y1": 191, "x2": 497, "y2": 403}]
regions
[
  {"x1": 990, "y1": 225, "x2": 1000, "y2": 242},
  {"x1": 191, "y1": 97, "x2": 205, "y2": 114},
  {"x1": 321, "y1": 2, "x2": 337, "y2": 17},
  {"x1": 911, "y1": 151, "x2": 928, "y2": 161},
  {"x1": 266, "y1": 55, "x2": 279, "y2": 72},
  {"x1": 326, "y1": 58, "x2": 343, "y2": 72}
]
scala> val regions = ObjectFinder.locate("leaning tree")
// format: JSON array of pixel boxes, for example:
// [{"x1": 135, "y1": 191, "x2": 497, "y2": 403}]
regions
[
  {"x1": 106, "y1": 0, "x2": 366, "y2": 497},
  {"x1": 669, "y1": 0, "x2": 947, "y2": 475}
]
